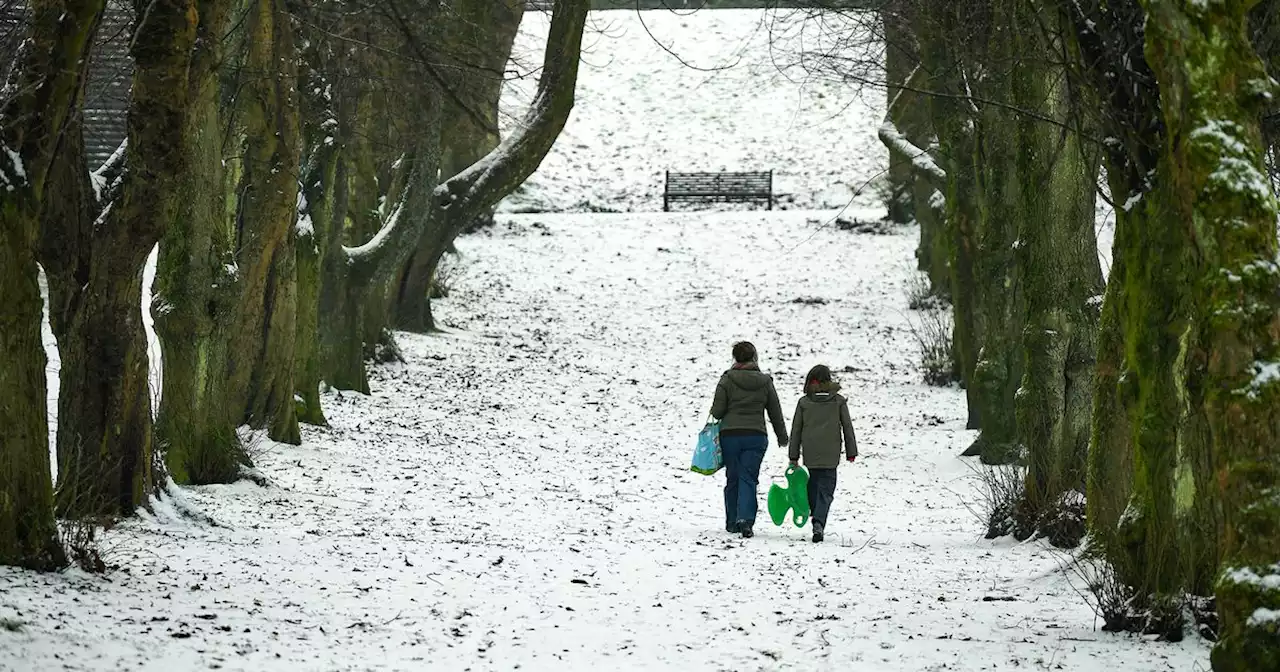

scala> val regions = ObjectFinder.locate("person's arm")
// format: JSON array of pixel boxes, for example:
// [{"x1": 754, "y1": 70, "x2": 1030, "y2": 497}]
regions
[
  {"x1": 766, "y1": 377, "x2": 789, "y2": 446},
  {"x1": 710, "y1": 376, "x2": 728, "y2": 421},
  {"x1": 840, "y1": 399, "x2": 858, "y2": 461},
  {"x1": 789, "y1": 401, "x2": 803, "y2": 465}
]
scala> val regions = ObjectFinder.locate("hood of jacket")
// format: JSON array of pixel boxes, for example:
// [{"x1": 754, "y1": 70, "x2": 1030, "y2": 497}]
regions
[
  {"x1": 805, "y1": 380, "x2": 842, "y2": 399},
  {"x1": 721, "y1": 367, "x2": 773, "y2": 392}
]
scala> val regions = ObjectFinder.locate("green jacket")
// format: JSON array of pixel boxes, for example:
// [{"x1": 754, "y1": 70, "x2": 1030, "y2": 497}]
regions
[
  {"x1": 710, "y1": 366, "x2": 789, "y2": 446},
  {"x1": 789, "y1": 385, "x2": 857, "y2": 469}
]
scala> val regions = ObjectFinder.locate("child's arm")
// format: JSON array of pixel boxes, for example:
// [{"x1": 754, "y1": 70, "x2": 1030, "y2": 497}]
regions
[
  {"x1": 788, "y1": 401, "x2": 804, "y2": 465},
  {"x1": 840, "y1": 399, "x2": 857, "y2": 462},
  {"x1": 766, "y1": 377, "x2": 789, "y2": 447}
]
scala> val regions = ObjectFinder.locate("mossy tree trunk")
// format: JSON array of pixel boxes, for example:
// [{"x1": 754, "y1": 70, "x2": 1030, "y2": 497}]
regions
[
  {"x1": 221, "y1": 0, "x2": 302, "y2": 446},
  {"x1": 50, "y1": 0, "x2": 199, "y2": 517},
  {"x1": 346, "y1": 85, "x2": 398, "y2": 359},
  {"x1": 0, "y1": 0, "x2": 103, "y2": 569},
  {"x1": 966, "y1": 1, "x2": 1025, "y2": 466},
  {"x1": 1140, "y1": 0, "x2": 1280, "y2": 665},
  {"x1": 153, "y1": 0, "x2": 244, "y2": 485},
  {"x1": 1061, "y1": 3, "x2": 1184, "y2": 605},
  {"x1": 1011, "y1": 5, "x2": 1104, "y2": 546},
  {"x1": 293, "y1": 45, "x2": 341, "y2": 427},
  {"x1": 917, "y1": 12, "x2": 983, "y2": 432}
]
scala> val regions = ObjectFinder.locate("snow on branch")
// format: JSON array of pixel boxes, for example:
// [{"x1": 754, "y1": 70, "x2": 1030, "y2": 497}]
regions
[
  {"x1": 344, "y1": 197, "x2": 406, "y2": 262},
  {"x1": 878, "y1": 119, "x2": 946, "y2": 187}
]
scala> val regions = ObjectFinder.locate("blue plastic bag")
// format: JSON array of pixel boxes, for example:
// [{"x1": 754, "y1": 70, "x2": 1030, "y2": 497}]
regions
[{"x1": 691, "y1": 421, "x2": 722, "y2": 475}]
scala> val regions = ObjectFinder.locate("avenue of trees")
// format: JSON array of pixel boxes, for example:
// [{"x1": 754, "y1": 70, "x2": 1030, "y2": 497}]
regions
[
  {"x1": 0, "y1": 0, "x2": 584, "y2": 566},
  {"x1": 877, "y1": 0, "x2": 1279, "y2": 665}
]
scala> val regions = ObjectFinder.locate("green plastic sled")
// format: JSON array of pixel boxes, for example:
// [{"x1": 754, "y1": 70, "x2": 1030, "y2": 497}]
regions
[{"x1": 767, "y1": 465, "x2": 810, "y2": 528}]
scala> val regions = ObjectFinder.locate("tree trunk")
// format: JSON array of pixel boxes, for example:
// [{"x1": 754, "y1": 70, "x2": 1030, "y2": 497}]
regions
[
  {"x1": 966, "y1": 4, "x2": 1025, "y2": 465},
  {"x1": 1059, "y1": 3, "x2": 1194, "y2": 622},
  {"x1": 1012, "y1": 5, "x2": 1103, "y2": 547},
  {"x1": 222, "y1": 0, "x2": 302, "y2": 446},
  {"x1": 1140, "y1": 0, "x2": 1280, "y2": 664},
  {"x1": 0, "y1": 0, "x2": 105, "y2": 569},
  {"x1": 395, "y1": 210, "x2": 449, "y2": 334},
  {"x1": 293, "y1": 56, "x2": 340, "y2": 426},
  {"x1": 928, "y1": 91, "x2": 982, "y2": 433},
  {"x1": 50, "y1": 0, "x2": 198, "y2": 518},
  {"x1": 153, "y1": 0, "x2": 244, "y2": 485},
  {"x1": 0, "y1": 205, "x2": 63, "y2": 569},
  {"x1": 317, "y1": 142, "x2": 360, "y2": 392},
  {"x1": 913, "y1": 8, "x2": 984, "y2": 434}
]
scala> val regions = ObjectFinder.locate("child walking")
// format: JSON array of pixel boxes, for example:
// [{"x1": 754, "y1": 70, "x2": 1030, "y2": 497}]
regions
[{"x1": 788, "y1": 365, "x2": 857, "y2": 542}]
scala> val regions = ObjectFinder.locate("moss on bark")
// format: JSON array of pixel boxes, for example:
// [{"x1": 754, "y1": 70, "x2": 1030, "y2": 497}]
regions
[{"x1": 966, "y1": 0, "x2": 1026, "y2": 466}]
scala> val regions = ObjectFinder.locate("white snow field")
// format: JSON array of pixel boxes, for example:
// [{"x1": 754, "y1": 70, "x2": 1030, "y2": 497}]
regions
[
  {"x1": 499, "y1": 9, "x2": 887, "y2": 214},
  {"x1": 1, "y1": 9, "x2": 1209, "y2": 672}
]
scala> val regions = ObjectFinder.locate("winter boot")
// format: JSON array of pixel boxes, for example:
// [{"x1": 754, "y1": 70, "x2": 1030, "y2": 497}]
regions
[{"x1": 738, "y1": 520, "x2": 753, "y2": 538}]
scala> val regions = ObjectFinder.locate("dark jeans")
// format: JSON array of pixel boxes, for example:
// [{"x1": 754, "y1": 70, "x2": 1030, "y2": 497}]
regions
[
  {"x1": 721, "y1": 433, "x2": 767, "y2": 528},
  {"x1": 807, "y1": 468, "x2": 838, "y2": 533}
]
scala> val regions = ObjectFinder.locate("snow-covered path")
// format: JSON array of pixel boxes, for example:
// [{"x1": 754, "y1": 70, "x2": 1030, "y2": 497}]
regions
[{"x1": 0, "y1": 212, "x2": 1207, "y2": 671}]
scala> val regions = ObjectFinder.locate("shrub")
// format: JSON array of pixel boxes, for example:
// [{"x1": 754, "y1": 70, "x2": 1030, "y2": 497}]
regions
[
  {"x1": 964, "y1": 461, "x2": 1027, "y2": 539},
  {"x1": 908, "y1": 307, "x2": 957, "y2": 386}
]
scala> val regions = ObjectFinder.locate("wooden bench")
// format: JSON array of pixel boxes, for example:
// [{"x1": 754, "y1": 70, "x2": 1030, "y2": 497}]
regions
[{"x1": 663, "y1": 170, "x2": 774, "y2": 212}]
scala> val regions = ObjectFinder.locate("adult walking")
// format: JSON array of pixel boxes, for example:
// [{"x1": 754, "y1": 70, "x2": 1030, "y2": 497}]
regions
[{"x1": 710, "y1": 341, "x2": 789, "y2": 538}]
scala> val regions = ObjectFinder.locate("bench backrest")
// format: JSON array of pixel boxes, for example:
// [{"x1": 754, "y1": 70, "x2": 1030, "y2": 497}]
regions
[{"x1": 665, "y1": 171, "x2": 772, "y2": 195}]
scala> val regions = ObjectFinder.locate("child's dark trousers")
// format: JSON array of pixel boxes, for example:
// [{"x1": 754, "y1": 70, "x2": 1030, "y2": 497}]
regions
[{"x1": 807, "y1": 468, "x2": 838, "y2": 533}]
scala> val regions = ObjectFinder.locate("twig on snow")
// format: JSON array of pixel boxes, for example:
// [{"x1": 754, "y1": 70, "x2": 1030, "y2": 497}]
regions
[{"x1": 347, "y1": 611, "x2": 404, "y2": 630}]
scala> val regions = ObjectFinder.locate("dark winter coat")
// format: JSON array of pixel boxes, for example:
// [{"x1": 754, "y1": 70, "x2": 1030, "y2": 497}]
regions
[
  {"x1": 710, "y1": 365, "x2": 789, "y2": 446},
  {"x1": 789, "y1": 383, "x2": 857, "y2": 469}
]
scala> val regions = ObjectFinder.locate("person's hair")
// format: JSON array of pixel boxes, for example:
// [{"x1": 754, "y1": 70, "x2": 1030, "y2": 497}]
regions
[
  {"x1": 804, "y1": 364, "x2": 833, "y2": 394},
  {"x1": 732, "y1": 341, "x2": 757, "y2": 364}
]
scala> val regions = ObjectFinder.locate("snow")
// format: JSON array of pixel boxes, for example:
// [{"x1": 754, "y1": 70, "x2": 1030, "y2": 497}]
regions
[
  {"x1": 3, "y1": 9, "x2": 1210, "y2": 671},
  {"x1": 878, "y1": 120, "x2": 946, "y2": 186},
  {"x1": 343, "y1": 200, "x2": 405, "y2": 262},
  {"x1": 499, "y1": 10, "x2": 886, "y2": 214},
  {"x1": 1190, "y1": 120, "x2": 1276, "y2": 203},
  {"x1": 928, "y1": 188, "x2": 946, "y2": 211},
  {"x1": 296, "y1": 189, "x2": 314, "y2": 237},
  {"x1": 1120, "y1": 191, "x2": 1142, "y2": 212},
  {"x1": 1224, "y1": 564, "x2": 1280, "y2": 590},
  {"x1": 1249, "y1": 608, "x2": 1280, "y2": 627},
  {"x1": 1241, "y1": 360, "x2": 1280, "y2": 399},
  {"x1": 2, "y1": 141, "x2": 26, "y2": 191},
  {"x1": 38, "y1": 246, "x2": 162, "y2": 481}
]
